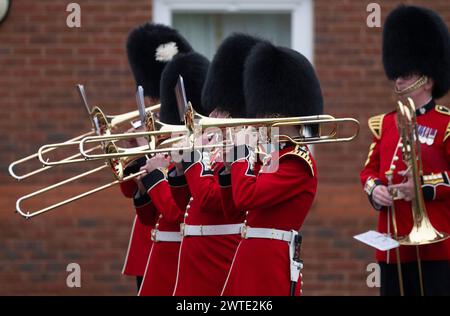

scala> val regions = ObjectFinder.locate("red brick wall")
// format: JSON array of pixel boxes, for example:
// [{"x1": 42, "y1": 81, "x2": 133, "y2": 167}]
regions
[
  {"x1": 311, "y1": 0, "x2": 450, "y2": 295},
  {"x1": 1, "y1": 0, "x2": 449, "y2": 296},
  {"x1": 315, "y1": 0, "x2": 450, "y2": 190},
  {"x1": 0, "y1": 0, "x2": 152, "y2": 295}
]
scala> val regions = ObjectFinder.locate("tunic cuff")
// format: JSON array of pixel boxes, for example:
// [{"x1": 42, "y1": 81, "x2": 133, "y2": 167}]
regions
[
  {"x1": 365, "y1": 177, "x2": 383, "y2": 211},
  {"x1": 133, "y1": 190, "x2": 151, "y2": 208},
  {"x1": 218, "y1": 166, "x2": 232, "y2": 187},
  {"x1": 141, "y1": 169, "x2": 166, "y2": 192},
  {"x1": 167, "y1": 167, "x2": 188, "y2": 187},
  {"x1": 124, "y1": 156, "x2": 147, "y2": 177}
]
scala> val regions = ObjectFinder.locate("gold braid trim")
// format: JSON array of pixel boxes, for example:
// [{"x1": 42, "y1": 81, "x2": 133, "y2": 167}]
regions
[
  {"x1": 422, "y1": 173, "x2": 446, "y2": 186},
  {"x1": 435, "y1": 105, "x2": 450, "y2": 142},
  {"x1": 279, "y1": 145, "x2": 314, "y2": 176},
  {"x1": 368, "y1": 114, "x2": 385, "y2": 140},
  {"x1": 394, "y1": 75, "x2": 428, "y2": 95},
  {"x1": 444, "y1": 122, "x2": 450, "y2": 143},
  {"x1": 365, "y1": 142, "x2": 376, "y2": 167}
]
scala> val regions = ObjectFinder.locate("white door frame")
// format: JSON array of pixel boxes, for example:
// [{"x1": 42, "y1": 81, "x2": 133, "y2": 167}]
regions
[{"x1": 152, "y1": 0, "x2": 314, "y2": 63}]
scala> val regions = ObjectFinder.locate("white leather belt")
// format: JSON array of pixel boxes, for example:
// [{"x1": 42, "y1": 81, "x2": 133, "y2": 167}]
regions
[
  {"x1": 241, "y1": 225, "x2": 294, "y2": 242},
  {"x1": 181, "y1": 223, "x2": 243, "y2": 237},
  {"x1": 241, "y1": 225, "x2": 304, "y2": 287},
  {"x1": 151, "y1": 229, "x2": 182, "y2": 242}
]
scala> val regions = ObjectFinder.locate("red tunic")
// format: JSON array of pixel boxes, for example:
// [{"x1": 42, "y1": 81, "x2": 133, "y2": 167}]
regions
[
  {"x1": 360, "y1": 102, "x2": 450, "y2": 263},
  {"x1": 173, "y1": 150, "x2": 242, "y2": 296},
  {"x1": 221, "y1": 144, "x2": 317, "y2": 296},
  {"x1": 120, "y1": 179, "x2": 157, "y2": 277},
  {"x1": 138, "y1": 168, "x2": 189, "y2": 296}
]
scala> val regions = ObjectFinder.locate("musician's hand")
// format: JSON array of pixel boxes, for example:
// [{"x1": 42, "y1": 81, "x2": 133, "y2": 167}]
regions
[
  {"x1": 372, "y1": 185, "x2": 393, "y2": 207},
  {"x1": 389, "y1": 170, "x2": 415, "y2": 202},
  {"x1": 139, "y1": 154, "x2": 171, "y2": 176}
]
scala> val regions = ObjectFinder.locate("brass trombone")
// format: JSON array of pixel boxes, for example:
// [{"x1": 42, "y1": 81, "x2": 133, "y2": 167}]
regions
[
  {"x1": 8, "y1": 131, "x2": 96, "y2": 181},
  {"x1": 37, "y1": 88, "x2": 160, "y2": 167},
  {"x1": 395, "y1": 98, "x2": 449, "y2": 246},
  {"x1": 12, "y1": 85, "x2": 160, "y2": 219},
  {"x1": 387, "y1": 97, "x2": 449, "y2": 295},
  {"x1": 77, "y1": 103, "x2": 361, "y2": 160},
  {"x1": 8, "y1": 84, "x2": 160, "y2": 178},
  {"x1": 15, "y1": 142, "x2": 149, "y2": 219},
  {"x1": 8, "y1": 85, "x2": 97, "y2": 180}
]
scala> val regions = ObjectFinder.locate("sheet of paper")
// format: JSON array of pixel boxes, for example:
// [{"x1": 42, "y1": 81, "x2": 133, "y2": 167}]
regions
[
  {"x1": 130, "y1": 120, "x2": 142, "y2": 129},
  {"x1": 354, "y1": 230, "x2": 399, "y2": 251}
]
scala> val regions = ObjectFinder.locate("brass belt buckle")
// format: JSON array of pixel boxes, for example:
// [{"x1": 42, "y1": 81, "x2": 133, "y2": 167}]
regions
[
  {"x1": 151, "y1": 228, "x2": 158, "y2": 243},
  {"x1": 271, "y1": 229, "x2": 276, "y2": 240},
  {"x1": 241, "y1": 225, "x2": 248, "y2": 239},
  {"x1": 180, "y1": 223, "x2": 186, "y2": 237}
]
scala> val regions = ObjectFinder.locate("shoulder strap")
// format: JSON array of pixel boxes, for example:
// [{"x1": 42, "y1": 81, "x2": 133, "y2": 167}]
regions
[
  {"x1": 435, "y1": 105, "x2": 450, "y2": 142},
  {"x1": 368, "y1": 114, "x2": 385, "y2": 140},
  {"x1": 435, "y1": 105, "x2": 450, "y2": 116},
  {"x1": 279, "y1": 145, "x2": 315, "y2": 176}
]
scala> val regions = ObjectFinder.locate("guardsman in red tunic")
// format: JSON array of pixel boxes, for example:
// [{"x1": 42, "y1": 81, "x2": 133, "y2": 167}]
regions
[
  {"x1": 138, "y1": 51, "x2": 210, "y2": 296},
  {"x1": 120, "y1": 159, "x2": 157, "y2": 290},
  {"x1": 220, "y1": 42, "x2": 322, "y2": 296},
  {"x1": 360, "y1": 5, "x2": 450, "y2": 296},
  {"x1": 121, "y1": 23, "x2": 193, "y2": 291},
  {"x1": 173, "y1": 34, "x2": 265, "y2": 296},
  {"x1": 136, "y1": 161, "x2": 189, "y2": 296}
]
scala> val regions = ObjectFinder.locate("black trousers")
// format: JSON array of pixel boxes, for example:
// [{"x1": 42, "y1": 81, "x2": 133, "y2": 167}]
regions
[
  {"x1": 136, "y1": 276, "x2": 143, "y2": 292},
  {"x1": 379, "y1": 260, "x2": 450, "y2": 296}
]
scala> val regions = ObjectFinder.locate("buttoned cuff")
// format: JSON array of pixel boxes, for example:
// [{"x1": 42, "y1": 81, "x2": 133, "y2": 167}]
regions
[{"x1": 365, "y1": 178, "x2": 383, "y2": 211}]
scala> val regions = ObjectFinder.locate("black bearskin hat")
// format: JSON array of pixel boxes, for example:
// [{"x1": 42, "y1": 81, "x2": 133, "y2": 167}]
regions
[
  {"x1": 126, "y1": 23, "x2": 193, "y2": 100},
  {"x1": 201, "y1": 33, "x2": 266, "y2": 118},
  {"x1": 244, "y1": 42, "x2": 323, "y2": 118},
  {"x1": 383, "y1": 5, "x2": 450, "y2": 99},
  {"x1": 159, "y1": 52, "x2": 210, "y2": 125}
]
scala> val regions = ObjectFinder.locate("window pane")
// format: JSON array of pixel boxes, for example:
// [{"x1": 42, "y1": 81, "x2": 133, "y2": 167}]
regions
[{"x1": 173, "y1": 13, "x2": 291, "y2": 60}]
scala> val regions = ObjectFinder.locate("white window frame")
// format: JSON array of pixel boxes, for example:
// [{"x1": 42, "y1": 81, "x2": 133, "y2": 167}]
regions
[{"x1": 152, "y1": 0, "x2": 314, "y2": 63}]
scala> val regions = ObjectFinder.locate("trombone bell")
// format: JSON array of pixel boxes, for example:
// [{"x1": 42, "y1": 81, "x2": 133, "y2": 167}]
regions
[
  {"x1": 104, "y1": 142, "x2": 147, "y2": 181},
  {"x1": 398, "y1": 216, "x2": 450, "y2": 246}
]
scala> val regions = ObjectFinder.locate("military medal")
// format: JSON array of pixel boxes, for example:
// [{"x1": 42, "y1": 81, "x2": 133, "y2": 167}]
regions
[
  {"x1": 417, "y1": 125, "x2": 437, "y2": 145},
  {"x1": 418, "y1": 125, "x2": 427, "y2": 144},
  {"x1": 426, "y1": 128, "x2": 437, "y2": 146}
]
